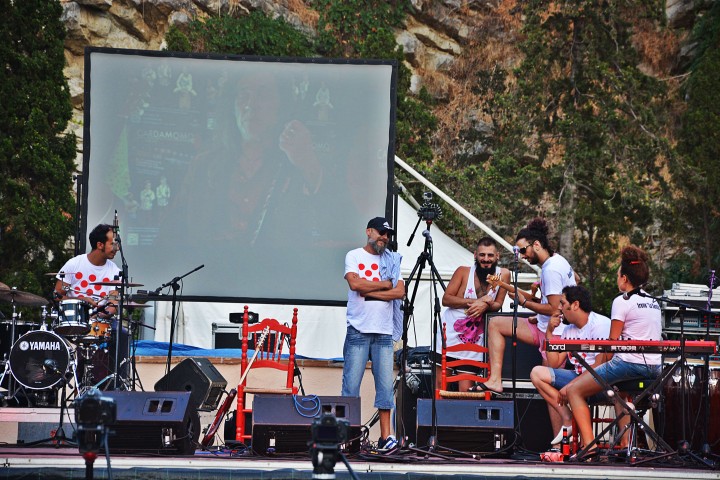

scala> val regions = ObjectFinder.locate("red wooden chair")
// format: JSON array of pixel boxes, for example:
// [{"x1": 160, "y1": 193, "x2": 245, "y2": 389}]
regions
[
  {"x1": 235, "y1": 305, "x2": 298, "y2": 444},
  {"x1": 437, "y1": 323, "x2": 492, "y2": 401}
]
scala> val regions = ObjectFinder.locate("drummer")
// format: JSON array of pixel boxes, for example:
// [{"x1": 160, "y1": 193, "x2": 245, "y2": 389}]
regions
[
  {"x1": 54, "y1": 224, "x2": 121, "y2": 308},
  {"x1": 54, "y1": 224, "x2": 128, "y2": 386}
]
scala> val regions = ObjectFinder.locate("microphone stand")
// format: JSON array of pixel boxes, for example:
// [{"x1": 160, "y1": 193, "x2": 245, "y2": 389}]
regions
[
  {"x1": 153, "y1": 264, "x2": 205, "y2": 385},
  {"x1": 113, "y1": 216, "x2": 128, "y2": 389},
  {"x1": 700, "y1": 270, "x2": 716, "y2": 459},
  {"x1": 508, "y1": 246, "x2": 526, "y2": 455}
]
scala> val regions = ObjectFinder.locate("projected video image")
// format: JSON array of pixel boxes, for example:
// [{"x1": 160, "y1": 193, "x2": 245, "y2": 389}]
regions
[{"x1": 84, "y1": 49, "x2": 396, "y2": 303}]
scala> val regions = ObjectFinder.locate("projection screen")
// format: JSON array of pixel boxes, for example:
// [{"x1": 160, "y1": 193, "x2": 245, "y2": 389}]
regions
[{"x1": 83, "y1": 48, "x2": 397, "y2": 304}]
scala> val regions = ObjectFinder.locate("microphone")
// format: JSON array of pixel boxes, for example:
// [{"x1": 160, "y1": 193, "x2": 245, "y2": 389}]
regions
[
  {"x1": 422, "y1": 230, "x2": 432, "y2": 241},
  {"x1": 113, "y1": 210, "x2": 119, "y2": 232},
  {"x1": 43, "y1": 359, "x2": 61, "y2": 375},
  {"x1": 622, "y1": 287, "x2": 642, "y2": 300},
  {"x1": 513, "y1": 245, "x2": 520, "y2": 260}
]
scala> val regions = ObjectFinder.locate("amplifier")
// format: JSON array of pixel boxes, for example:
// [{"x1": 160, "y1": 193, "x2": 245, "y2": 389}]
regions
[
  {"x1": 416, "y1": 398, "x2": 513, "y2": 452},
  {"x1": 663, "y1": 309, "x2": 720, "y2": 334},
  {"x1": 212, "y1": 322, "x2": 278, "y2": 350},
  {"x1": 663, "y1": 283, "x2": 720, "y2": 334},
  {"x1": 251, "y1": 394, "x2": 361, "y2": 454}
]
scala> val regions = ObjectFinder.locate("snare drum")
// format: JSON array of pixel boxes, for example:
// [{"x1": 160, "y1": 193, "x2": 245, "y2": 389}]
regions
[
  {"x1": 9, "y1": 330, "x2": 72, "y2": 390},
  {"x1": 54, "y1": 299, "x2": 91, "y2": 336}
]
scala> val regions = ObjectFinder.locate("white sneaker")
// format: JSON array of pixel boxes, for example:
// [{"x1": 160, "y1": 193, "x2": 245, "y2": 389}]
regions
[
  {"x1": 378, "y1": 435, "x2": 398, "y2": 451},
  {"x1": 550, "y1": 425, "x2": 572, "y2": 445}
]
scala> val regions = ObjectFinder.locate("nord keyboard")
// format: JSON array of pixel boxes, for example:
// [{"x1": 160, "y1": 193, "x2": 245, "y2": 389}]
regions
[{"x1": 545, "y1": 339, "x2": 717, "y2": 355}]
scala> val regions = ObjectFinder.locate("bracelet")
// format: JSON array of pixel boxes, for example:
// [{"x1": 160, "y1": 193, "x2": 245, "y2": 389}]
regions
[{"x1": 521, "y1": 297, "x2": 527, "y2": 307}]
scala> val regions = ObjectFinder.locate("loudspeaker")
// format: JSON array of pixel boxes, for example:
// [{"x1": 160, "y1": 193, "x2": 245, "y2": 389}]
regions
[
  {"x1": 102, "y1": 391, "x2": 200, "y2": 455},
  {"x1": 250, "y1": 394, "x2": 361, "y2": 454},
  {"x1": 495, "y1": 387, "x2": 553, "y2": 453},
  {"x1": 154, "y1": 357, "x2": 227, "y2": 411},
  {"x1": 416, "y1": 398, "x2": 514, "y2": 452}
]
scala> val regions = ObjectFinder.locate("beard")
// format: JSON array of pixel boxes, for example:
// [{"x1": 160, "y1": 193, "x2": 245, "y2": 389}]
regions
[
  {"x1": 369, "y1": 238, "x2": 387, "y2": 255},
  {"x1": 475, "y1": 259, "x2": 498, "y2": 283}
]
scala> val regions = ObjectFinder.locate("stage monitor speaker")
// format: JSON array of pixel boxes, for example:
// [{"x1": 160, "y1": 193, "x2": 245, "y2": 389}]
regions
[
  {"x1": 102, "y1": 391, "x2": 200, "y2": 455},
  {"x1": 416, "y1": 398, "x2": 513, "y2": 453},
  {"x1": 154, "y1": 357, "x2": 227, "y2": 411},
  {"x1": 250, "y1": 394, "x2": 361, "y2": 454}
]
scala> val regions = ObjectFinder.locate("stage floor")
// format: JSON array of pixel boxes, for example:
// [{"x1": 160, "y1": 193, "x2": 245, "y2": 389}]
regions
[{"x1": 1, "y1": 444, "x2": 719, "y2": 479}]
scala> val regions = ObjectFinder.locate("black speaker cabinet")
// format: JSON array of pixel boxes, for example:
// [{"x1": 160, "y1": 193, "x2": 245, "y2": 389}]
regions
[
  {"x1": 250, "y1": 394, "x2": 361, "y2": 454},
  {"x1": 416, "y1": 398, "x2": 514, "y2": 452},
  {"x1": 102, "y1": 391, "x2": 200, "y2": 455},
  {"x1": 495, "y1": 386, "x2": 553, "y2": 453},
  {"x1": 154, "y1": 357, "x2": 227, "y2": 411}
]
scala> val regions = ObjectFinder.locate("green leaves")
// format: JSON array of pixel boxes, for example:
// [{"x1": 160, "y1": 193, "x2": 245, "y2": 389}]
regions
[{"x1": 0, "y1": 0, "x2": 76, "y2": 305}]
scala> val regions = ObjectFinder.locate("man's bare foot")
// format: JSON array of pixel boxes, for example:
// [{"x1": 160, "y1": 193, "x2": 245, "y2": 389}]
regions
[{"x1": 482, "y1": 379, "x2": 503, "y2": 393}]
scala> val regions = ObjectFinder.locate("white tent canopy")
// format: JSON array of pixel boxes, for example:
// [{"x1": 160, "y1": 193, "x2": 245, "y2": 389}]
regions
[{"x1": 152, "y1": 198, "x2": 480, "y2": 359}]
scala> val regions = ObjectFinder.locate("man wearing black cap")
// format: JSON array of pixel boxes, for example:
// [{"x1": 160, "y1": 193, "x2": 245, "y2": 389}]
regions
[{"x1": 342, "y1": 217, "x2": 405, "y2": 451}]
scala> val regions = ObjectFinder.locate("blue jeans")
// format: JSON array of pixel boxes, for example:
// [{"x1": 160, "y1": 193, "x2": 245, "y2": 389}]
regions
[
  {"x1": 592, "y1": 355, "x2": 661, "y2": 385},
  {"x1": 550, "y1": 367, "x2": 607, "y2": 404},
  {"x1": 341, "y1": 325, "x2": 395, "y2": 410}
]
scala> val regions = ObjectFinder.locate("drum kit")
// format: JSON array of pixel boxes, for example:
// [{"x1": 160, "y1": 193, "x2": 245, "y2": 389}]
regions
[{"x1": 0, "y1": 279, "x2": 150, "y2": 407}]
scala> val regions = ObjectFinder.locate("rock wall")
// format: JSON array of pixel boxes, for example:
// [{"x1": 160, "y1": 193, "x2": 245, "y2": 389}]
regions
[{"x1": 60, "y1": 0, "x2": 708, "y2": 163}]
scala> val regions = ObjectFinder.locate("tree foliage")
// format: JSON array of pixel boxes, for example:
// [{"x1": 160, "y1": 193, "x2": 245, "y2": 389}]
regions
[
  {"x1": 0, "y1": 0, "x2": 76, "y2": 301},
  {"x1": 510, "y1": 0, "x2": 671, "y2": 310},
  {"x1": 165, "y1": 11, "x2": 314, "y2": 57},
  {"x1": 670, "y1": 4, "x2": 720, "y2": 284}
]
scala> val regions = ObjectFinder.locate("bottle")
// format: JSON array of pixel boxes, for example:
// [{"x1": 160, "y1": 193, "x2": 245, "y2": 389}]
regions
[{"x1": 561, "y1": 426, "x2": 570, "y2": 461}]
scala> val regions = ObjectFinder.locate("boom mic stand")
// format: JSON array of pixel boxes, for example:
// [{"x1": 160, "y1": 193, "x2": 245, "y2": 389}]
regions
[{"x1": 152, "y1": 264, "x2": 205, "y2": 384}]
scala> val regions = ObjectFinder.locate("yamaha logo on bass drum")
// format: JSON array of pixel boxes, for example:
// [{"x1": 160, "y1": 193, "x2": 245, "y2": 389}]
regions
[{"x1": 18, "y1": 339, "x2": 63, "y2": 351}]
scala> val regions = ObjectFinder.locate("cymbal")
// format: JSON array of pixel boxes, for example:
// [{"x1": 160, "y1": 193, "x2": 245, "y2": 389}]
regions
[
  {"x1": 45, "y1": 272, "x2": 76, "y2": 277},
  {"x1": 0, "y1": 282, "x2": 8, "y2": 291},
  {"x1": 90, "y1": 280, "x2": 144, "y2": 287},
  {"x1": 0, "y1": 288, "x2": 48, "y2": 307}
]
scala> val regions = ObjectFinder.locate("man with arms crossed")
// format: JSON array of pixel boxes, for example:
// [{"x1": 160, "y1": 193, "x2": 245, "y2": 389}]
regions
[{"x1": 342, "y1": 217, "x2": 405, "y2": 451}]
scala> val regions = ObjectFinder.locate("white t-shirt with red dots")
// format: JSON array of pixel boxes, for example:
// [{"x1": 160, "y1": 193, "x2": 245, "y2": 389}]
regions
[
  {"x1": 344, "y1": 247, "x2": 393, "y2": 335},
  {"x1": 56, "y1": 254, "x2": 121, "y2": 300}
]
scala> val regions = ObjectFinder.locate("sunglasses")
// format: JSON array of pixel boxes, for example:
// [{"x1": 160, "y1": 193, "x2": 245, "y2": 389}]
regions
[{"x1": 517, "y1": 244, "x2": 532, "y2": 254}]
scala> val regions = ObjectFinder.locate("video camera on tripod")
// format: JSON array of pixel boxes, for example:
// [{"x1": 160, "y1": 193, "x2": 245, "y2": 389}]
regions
[
  {"x1": 417, "y1": 192, "x2": 442, "y2": 222},
  {"x1": 309, "y1": 412, "x2": 350, "y2": 479},
  {"x1": 75, "y1": 388, "x2": 117, "y2": 454}
]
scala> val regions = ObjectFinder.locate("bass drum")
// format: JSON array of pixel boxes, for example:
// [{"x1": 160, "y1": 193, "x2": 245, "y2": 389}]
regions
[{"x1": 9, "y1": 330, "x2": 72, "y2": 390}]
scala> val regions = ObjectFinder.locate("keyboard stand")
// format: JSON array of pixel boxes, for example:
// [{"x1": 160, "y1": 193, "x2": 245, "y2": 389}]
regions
[{"x1": 570, "y1": 354, "x2": 678, "y2": 461}]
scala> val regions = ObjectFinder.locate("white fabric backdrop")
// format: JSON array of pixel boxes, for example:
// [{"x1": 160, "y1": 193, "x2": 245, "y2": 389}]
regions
[{"x1": 152, "y1": 198, "x2": 533, "y2": 359}]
